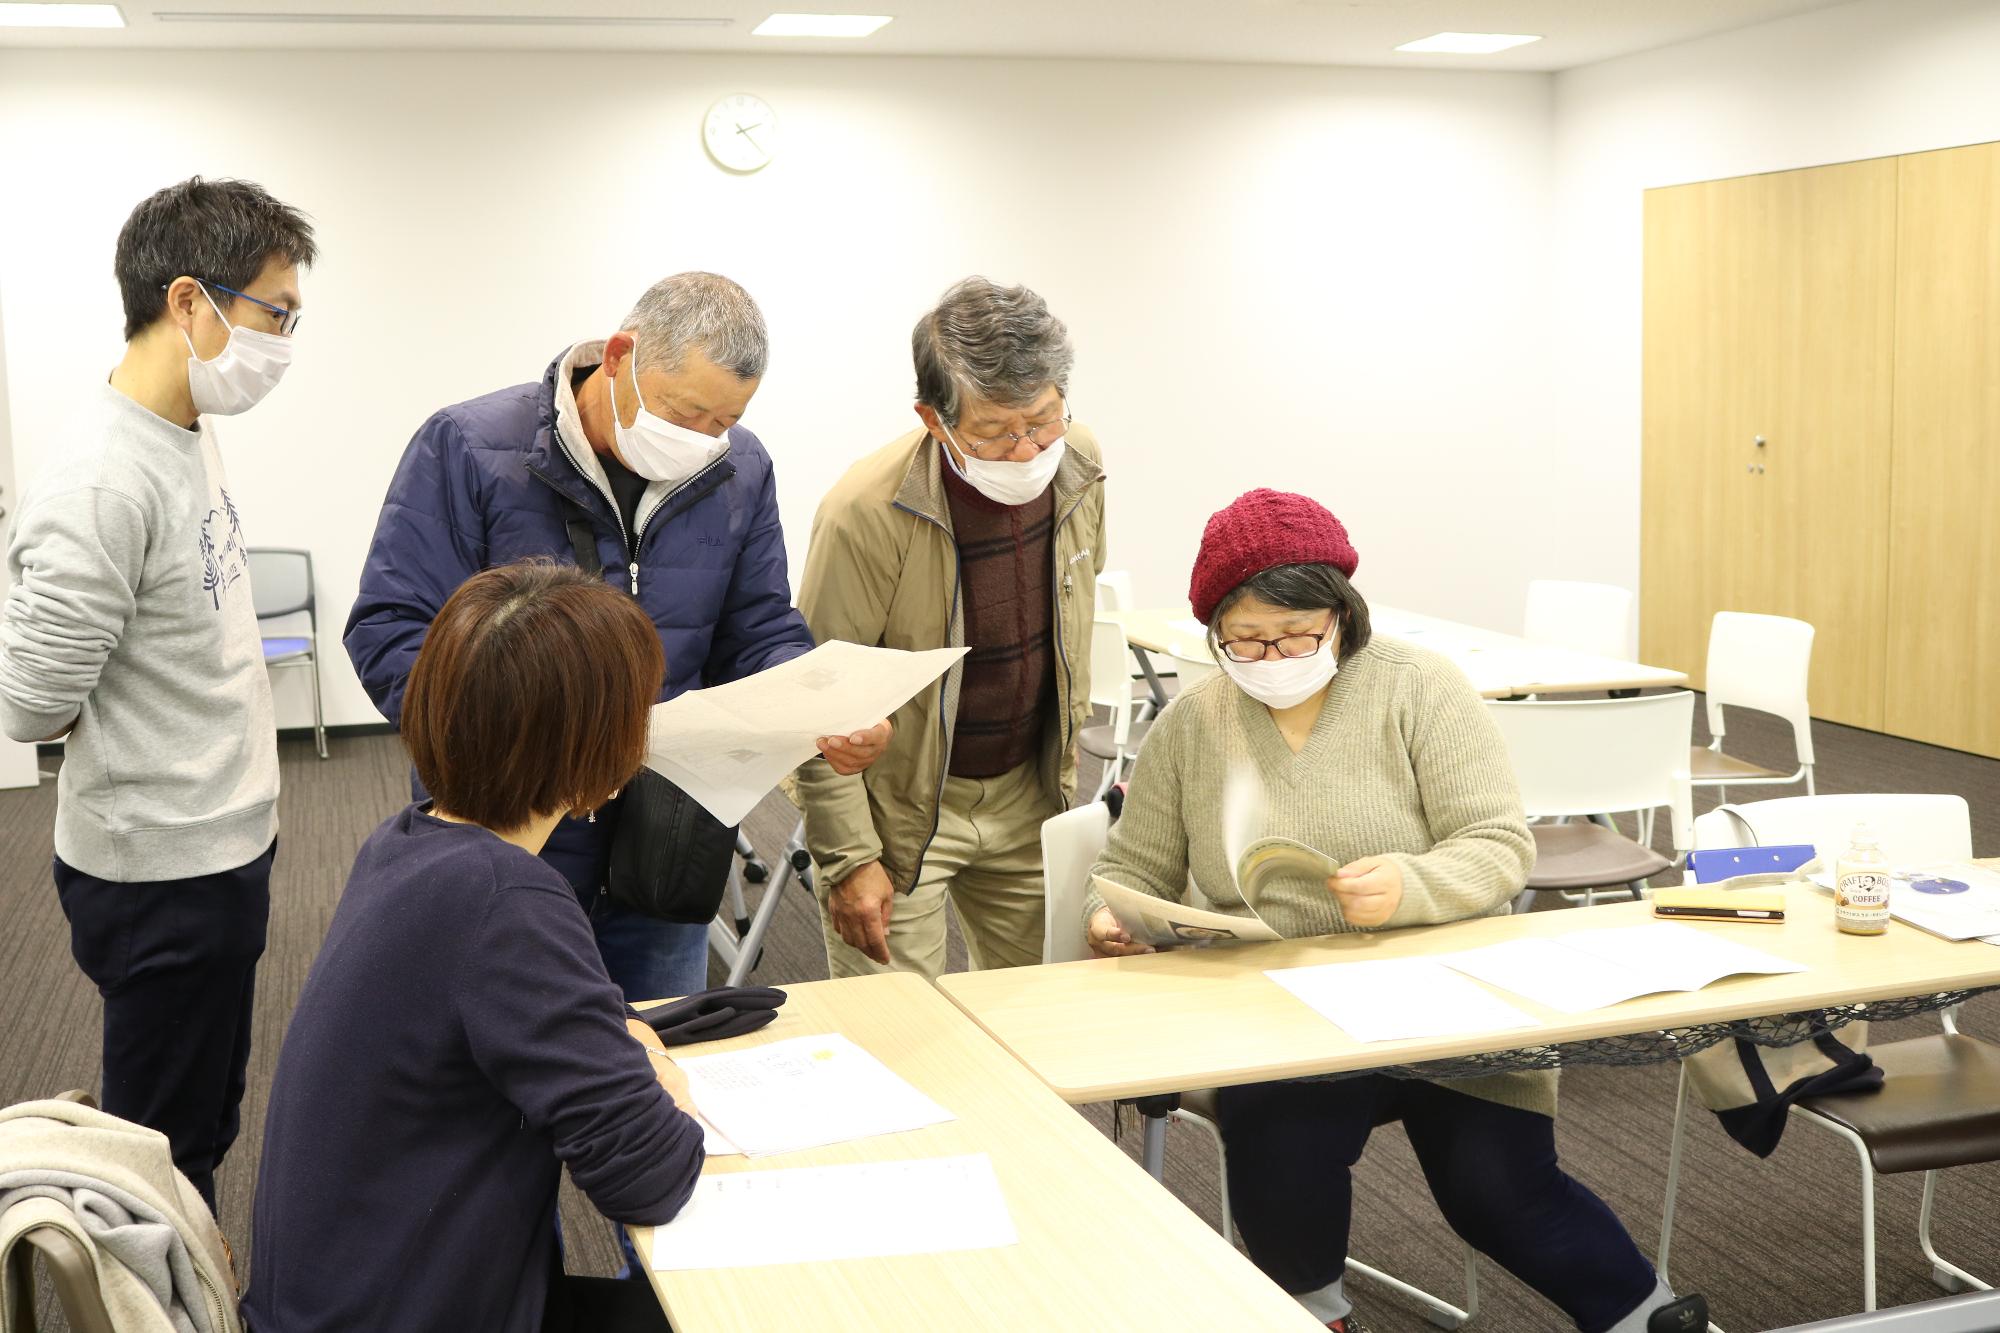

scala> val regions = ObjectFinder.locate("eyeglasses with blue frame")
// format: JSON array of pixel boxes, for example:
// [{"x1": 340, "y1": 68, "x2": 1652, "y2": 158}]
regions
[{"x1": 163, "y1": 279, "x2": 303, "y2": 336}]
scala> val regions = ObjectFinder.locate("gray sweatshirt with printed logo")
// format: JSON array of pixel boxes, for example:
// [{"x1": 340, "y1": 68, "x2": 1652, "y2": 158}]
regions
[{"x1": 0, "y1": 383, "x2": 278, "y2": 882}]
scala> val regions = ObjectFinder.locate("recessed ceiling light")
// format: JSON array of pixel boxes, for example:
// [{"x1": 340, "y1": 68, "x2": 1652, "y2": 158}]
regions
[
  {"x1": 0, "y1": 2, "x2": 124, "y2": 26},
  {"x1": 1395, "y1": 31, "x2": 1541, "y2": 55},
  {"x1": 752, "y1": 12, "x2": 892, "y2": 38},
  {"x1": 153, "y1": 9, "x2": 730, "y2": 24}
]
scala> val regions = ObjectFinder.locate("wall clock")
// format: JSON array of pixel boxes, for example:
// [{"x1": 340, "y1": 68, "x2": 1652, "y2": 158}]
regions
[{"x1": 703, "y1": 93, "x2": 778, "y2": 173}]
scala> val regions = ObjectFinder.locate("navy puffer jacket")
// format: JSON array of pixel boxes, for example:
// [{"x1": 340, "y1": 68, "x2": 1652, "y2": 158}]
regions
[{"x1": 344, "y1": 345, "x2": 813, "y2": 856}]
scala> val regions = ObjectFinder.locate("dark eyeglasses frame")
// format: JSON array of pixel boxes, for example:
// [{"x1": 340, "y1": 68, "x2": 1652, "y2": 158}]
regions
[{"x1": 1216, "y1": 627, "x2": 1334, "y2": 664}]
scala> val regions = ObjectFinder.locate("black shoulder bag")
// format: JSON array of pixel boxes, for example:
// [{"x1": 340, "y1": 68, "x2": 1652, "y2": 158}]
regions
[{"x1": 561, "y1": 499, "x2": 739, "y2": 925}]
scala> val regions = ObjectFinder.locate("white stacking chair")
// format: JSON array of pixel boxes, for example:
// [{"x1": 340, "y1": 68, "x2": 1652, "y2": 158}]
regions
[
  {"x1": 1078, "y1": 617, "x2": 1149, "y2": 797},
  {"x1": 1166, "y1": 646, "x2": 1221, "y2": 690},
  {"x1": 1692, "y1": 794, "x2": 1968, "y2": 868},
  {"x1": 1487, "y1": 692, "x2": 1695, "y2": 907},
  {"x1": 1522, "y1": 579, "x2": 1635, "y2": 661},
  {"x1": 1093, "y1": 571, "x2": 1162, "y2": 714},
  {"x1": 247, "y1": 547, "x2": 327, "y2": 759},
  {"x1": 1658, "y1": 794, "x2": 1991, "y2": 1316},
  {"x1": 1094, "y1": 569, "x2": 1134, "y2": 614},
  {"x1": 1695, "y1": 612, "x2": 1816, "y2": 801},
  {"x1": 1039, "y1": 805, "x2": 1480, "y2": 1328}
]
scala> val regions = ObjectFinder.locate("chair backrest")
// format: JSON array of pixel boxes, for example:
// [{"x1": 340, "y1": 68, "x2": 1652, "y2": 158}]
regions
[
  {"x1": 1486, "y1": 691, "x2": 1696, "y2": 853},
  {"x1": 1692, "y1": 793, "x2": 1972, "y2": 866},
  {"x1": 1087, "y1": 618, "x2": 1135, "y2": 747},
  {"x1": 1704, "y1": 611, "x2": 1815, "y2": 765},
  {"x1": 247, "y1": 547, "x2": 315, "y2": 622},
  {"x1": 1167, "y1": 647, "x2": 1221, "y2": 688},
  {"x1": 1041, "y1": 802, "x2": 1111, "y2": 964},
  {"x1": 1094, "y1": 570, "x2": 1134, "y2": 614},
  {"x1": 1522, "y1": 579, "x2": 1635, "y2": 660}
]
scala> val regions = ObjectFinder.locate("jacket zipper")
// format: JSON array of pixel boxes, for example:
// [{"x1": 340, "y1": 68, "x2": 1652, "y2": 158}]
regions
[
  {"x1": 627, "y1": 454, "x2": 735, "y2": 595},
  {"x1": 892, "y1": 500, "x2": 962, "y2": 895},
  {"x1": 531, "y1": 459, "x2": 636, "y2": 586},
  {"x1": 194, "y1": 1259, "x2": 229, "y2": 1331},
  {"x1": 532, "y1": 450, "x2": 732, "y2": 598},
  {"x1": 1048, "y1": 482, "x2": 1098, "y2": 794}
]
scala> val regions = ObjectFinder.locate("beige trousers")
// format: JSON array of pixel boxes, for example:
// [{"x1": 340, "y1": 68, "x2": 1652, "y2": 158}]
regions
[{"x1": 820, "y1": 760, "x2": 1052, "y2": 982}]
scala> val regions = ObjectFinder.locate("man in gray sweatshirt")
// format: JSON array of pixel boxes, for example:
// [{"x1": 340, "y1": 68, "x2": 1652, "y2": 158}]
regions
[{"x1": 0, "y1": 177, "x2": 316, "y2": 1212}]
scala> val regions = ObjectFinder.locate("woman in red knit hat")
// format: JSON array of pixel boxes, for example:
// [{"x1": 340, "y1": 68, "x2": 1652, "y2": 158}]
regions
[{"x1": 1082, "y1": 490, "x2": 1703, "y2": 1333}]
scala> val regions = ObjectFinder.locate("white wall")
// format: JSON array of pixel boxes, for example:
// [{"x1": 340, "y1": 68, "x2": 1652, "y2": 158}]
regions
[
  {"x1": 0, "y1": 50, "x2": 1555, "y2": 728},
  {"x1": 0, "y1": 276, "x2": 40, "y2": 787},
  {"x1": 1551, "y1": 0, "x2": 2000, "y2": 592}
]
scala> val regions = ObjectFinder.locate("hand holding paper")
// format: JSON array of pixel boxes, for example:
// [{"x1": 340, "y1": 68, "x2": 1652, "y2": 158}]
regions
[
  {"x1": 815, "y1": 717, "x2": 894, "y2": 775},
  {"x1": 1330, "y1": 856, "x2": 1404, "y2": 927},
  {"x1": 1085, "y1": 906, "x2": 1156, "y2": 957}
]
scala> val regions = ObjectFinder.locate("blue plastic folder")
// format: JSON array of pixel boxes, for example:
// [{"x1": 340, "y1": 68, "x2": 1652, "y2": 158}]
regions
[{"x1": 1685, "y1": 845, "x2": 1818, "y2": 885}]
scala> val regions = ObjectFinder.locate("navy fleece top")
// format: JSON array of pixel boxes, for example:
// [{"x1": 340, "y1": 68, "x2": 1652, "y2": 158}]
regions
[{"x1": 243, "y1": 805, "x2": 703, "y2": 1333}]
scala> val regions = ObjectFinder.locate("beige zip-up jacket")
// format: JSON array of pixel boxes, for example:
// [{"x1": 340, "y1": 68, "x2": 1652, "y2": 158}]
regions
[{"x1": 794, "y1": 425, "x2": 1107, "y2": 892}]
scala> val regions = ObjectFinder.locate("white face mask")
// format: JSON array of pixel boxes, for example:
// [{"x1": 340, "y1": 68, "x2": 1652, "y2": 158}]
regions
[
  {"x1": 182, "y1": 284, "x2": 293, "y2": 417},
  {"x1": 941, "y1": 426, "x2": 1067, "y2": 506},
  {"x1": 611, "y1": 345, "x2": 732, "y2": 485},
  {"x1": 1219, "y1": 636, "x2": 1339, "y2": 710}
]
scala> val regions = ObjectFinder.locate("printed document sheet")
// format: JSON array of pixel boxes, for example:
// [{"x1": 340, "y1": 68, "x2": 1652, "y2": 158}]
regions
[
  {"x1": 1442, "y1": 923, "x2": 1806, "y2": 1014},
  {"x1": 642, "y1": 640, "x2": 964, "y2": 824},
  {"x1": 648, "y1": 1154, "x2": 1018, "y2": 1271},
  {"x1": 1264, "y1": 958, "x2": 1540, "y2": 1043},
  {"x1": 675, "y1": 1033, "x2": 954, "y2": 1157}
]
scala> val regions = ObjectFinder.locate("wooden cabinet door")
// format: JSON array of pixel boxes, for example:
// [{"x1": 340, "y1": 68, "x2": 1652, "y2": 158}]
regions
[
  {"x1": 1734, "y1": 158, "x2": 1898, "y2": 732},
  {"x1": 1643, "y1": 159, "x2": 1896, "y2": 730},
  {"x1": 1886, "y1": 142, "x2": 2000, "y2": 759},
  {"x1": 1642, "y1": 178, "x2": 1760, "y2": 686}
]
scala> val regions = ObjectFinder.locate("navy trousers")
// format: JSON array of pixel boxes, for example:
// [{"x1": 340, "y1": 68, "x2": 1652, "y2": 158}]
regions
[
  {"x1": 54, "y1": 841, "x2": 274, "y2": 1214},
  {"x1": 1215, "y1": 1074, "x2": 1658, "y2": 1333}
]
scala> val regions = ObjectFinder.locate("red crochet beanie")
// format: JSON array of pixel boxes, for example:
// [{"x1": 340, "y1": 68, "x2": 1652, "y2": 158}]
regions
[{"x1": 1188, "y1": 489, "x2": 1359, "y2": 624}]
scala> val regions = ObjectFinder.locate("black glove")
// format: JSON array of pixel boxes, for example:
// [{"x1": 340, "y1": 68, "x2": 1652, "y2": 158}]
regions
[{"x1": 637, "y1": 986, "x2": 787, "y2": 1047}]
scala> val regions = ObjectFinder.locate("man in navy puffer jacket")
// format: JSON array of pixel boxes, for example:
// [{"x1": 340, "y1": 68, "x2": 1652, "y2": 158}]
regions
[{"x1": 345, "y1": 273, "x2": 890, "y2": 1008}]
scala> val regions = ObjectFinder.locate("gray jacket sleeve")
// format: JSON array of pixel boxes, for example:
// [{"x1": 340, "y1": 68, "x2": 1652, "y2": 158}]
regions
[{"x1": 0, "y1": 485, "x2": 147, "y2": 742}]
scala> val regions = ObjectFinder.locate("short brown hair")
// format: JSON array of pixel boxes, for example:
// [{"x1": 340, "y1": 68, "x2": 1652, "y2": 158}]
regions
[{"x1": 403, "y1": 561, "x2": 664, "y2": 830}]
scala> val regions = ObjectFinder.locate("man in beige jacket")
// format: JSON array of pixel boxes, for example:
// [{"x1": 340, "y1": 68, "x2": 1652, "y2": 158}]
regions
[{"x1": 794, "y1": 278, "x2": 1107, "y2": 980}]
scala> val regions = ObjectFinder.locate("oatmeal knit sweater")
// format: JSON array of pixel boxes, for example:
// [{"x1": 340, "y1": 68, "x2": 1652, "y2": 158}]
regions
[{"x1": 1086, "y1": 636, "x2": 1556, "y2": 1117}]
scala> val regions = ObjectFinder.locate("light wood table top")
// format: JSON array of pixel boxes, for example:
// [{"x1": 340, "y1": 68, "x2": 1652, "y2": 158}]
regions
[
  {"x1": 1111, "y1": 605, "x2": 1688, "y2": 698},
  {"x1": 630, "y1": 972, "x2": 1322, "y2": 1332},
  {"x1": 937, "y1": 882, "x2": 2000, "y2": 1104}
]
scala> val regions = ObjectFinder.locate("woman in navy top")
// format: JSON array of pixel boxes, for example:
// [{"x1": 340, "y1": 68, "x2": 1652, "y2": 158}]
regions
[{"x1": 244, "y1": 562, "x2": 704, "y2": 1333}]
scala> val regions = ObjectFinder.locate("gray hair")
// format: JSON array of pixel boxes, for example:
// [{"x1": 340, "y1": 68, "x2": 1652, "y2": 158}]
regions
[
  {"x1": 913, "y1": 277, "x2": 1073, "y2": 425},
  {"x1": 620, "y1": 272, "x2": 769, "y2": 380}
]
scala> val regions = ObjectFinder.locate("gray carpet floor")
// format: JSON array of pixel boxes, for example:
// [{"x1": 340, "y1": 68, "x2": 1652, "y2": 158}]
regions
[{"x1": 2, "y1": 695, "x2": 1996, "y2": 1332}]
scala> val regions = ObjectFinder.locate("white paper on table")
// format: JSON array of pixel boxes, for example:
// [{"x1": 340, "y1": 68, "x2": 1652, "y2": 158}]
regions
[
  {"x1": 649, "y1": 1153, "x2": 1017, "y2": 1271},
  {"x1": 1094, "y1": 875, "x2": 1280, "y2": 947},
  {"x1": 1442, "y1": 922, "x2": 1806, "y2": 1014},
  {"x1": 1806, "y1": 863, "x2": 2000, "y2": 941},
  {"x1": 1170, "y1": 616, "x2": 1208, "y2": 639},
  {"x1": 692, "y1": 1111, "x2": 741, "y2": 1157},
  {"x1": 642, "y1": 640, "x2": 965, "y2": 824},
  {"x1": 674, "y1": 1033, "x2": 953, "y2": 1158},
  {"x1": 1264, "y1": 958, "x2": 1540, "y2": 1043}
]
